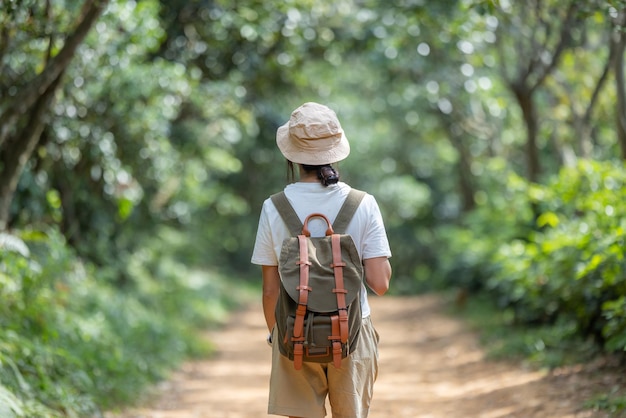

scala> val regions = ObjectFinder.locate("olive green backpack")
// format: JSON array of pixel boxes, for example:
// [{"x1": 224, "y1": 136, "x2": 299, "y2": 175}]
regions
[{"x1": 270, "y1": 189, "x2": 365, "y2": 370}]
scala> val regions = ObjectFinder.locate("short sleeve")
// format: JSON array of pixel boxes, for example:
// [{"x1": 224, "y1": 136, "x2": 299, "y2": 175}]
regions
[
  {"x1": 251, "y1": 199, "x2": 279, "y2": 266},
  {"x1": 359, "y1": 195, "x2": 392, "y2": 260}
]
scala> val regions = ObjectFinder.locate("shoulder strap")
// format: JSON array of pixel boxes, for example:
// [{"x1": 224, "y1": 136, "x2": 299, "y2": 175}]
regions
[
  {"x1": 271, "y1": 189, "x2": 366, "y2": 235},
  {"x1": 270, "y1": 191, "x2": 303, "y2": 236},
  {"x1": 333, "y1": 189, "x2": 366, "y2": 233}
]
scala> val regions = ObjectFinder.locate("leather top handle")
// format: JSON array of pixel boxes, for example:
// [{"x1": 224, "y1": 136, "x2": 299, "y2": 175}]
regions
[{"x1": 302, "y1": 213, "x2": 334, "y2": 237}]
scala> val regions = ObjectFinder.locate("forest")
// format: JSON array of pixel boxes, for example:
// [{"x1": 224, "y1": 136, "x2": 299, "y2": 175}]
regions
[{"x1": 1, "y1": 0, "x2": 625, "y2": 416}]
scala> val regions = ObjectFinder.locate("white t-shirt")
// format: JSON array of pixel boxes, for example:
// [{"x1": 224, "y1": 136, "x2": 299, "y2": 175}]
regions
[{"x1": 251, "y1": 181, "x2": 392, "y2": 317}]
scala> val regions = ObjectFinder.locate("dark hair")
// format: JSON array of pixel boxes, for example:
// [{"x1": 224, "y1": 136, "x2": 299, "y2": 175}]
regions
[{"x1": 286, "y1": 161, "x2": 340, "y2": 187}]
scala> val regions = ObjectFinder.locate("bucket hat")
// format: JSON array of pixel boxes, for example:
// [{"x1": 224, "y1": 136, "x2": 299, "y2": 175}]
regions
[{"x1": 276, "y1": 102, "x2": 350, "y2": 165}]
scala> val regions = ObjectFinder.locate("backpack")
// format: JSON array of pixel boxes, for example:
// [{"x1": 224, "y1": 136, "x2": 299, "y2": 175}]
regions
[{"x1": 270, "y1": 189, "x2": 366, "y2": 370}]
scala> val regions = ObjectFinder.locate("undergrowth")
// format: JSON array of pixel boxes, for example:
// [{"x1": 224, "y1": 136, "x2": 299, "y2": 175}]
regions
[
  {"x1": 0, "y1": 226, "x2": 251, "y2": 417},
  {"x1": 447, "y1": 290, "x2": 626, "y2": 416},
  {"x1": 433, "y1": 160, "x2": 626, "y2": 415}
]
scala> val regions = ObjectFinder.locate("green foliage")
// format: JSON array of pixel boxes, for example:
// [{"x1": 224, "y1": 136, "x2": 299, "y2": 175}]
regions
[
  {"x1": 490, "y1": 161, "x2": 626, "y2": 345},
  {"x1": 584, "y1": 391, "x2": 626, "y2": 415},
  {"x1": 3, "y1": 0, "x2": 626, "y2": 413},
  {"x1": 452, "y1": 288, "x2": 625, "y2": 417},
  {"x1": 455, "y1": 292, "x2": 597, "y2": 368},
  {"x1": 439, "y1": 160, "x2": 626, "y2": 358},
  {"x1": 0, "y1": 228, "x2": 239, "y2": 416},
  {"x1": 604, "y1": 297, "x2": 626, "y2": 352}
]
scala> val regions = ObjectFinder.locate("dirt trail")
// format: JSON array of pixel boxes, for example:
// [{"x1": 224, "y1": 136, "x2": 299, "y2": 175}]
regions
[{"x1": 107, "y1": 295, "x2": 623, "y2": 418}]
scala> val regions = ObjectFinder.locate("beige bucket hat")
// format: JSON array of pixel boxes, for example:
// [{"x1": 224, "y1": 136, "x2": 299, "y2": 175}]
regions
[{"x1": 276, "y1": 102, "x2": 350, "y2": 165}]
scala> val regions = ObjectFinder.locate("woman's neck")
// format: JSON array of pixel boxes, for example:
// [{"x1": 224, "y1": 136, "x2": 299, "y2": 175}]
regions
[{"x1": 299, "y1": 167, "x2": 319, "y2": 183}]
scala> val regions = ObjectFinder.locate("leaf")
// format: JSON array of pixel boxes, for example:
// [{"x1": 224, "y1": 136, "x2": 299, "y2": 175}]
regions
[
  {"x1": 0, "y1": 233, "x2": 30, "y2": 257},
  {"x1": 0, "y1": 384, "x2": 21, "y2": 417},
  {"x1": 117, "y1": 198, "x2": 134, "y2": 221},
  {"x1": 537, "y1": 211, "x2": 559, "y2": 228},
  {"x1": 576, "y1": 253, "x2": 605, "y2": 280}
]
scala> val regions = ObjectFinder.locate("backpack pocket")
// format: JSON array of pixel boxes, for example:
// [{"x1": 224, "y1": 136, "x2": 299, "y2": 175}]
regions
[{"x1": 284, "y1": 313, "x2": 357, "y2": 362}]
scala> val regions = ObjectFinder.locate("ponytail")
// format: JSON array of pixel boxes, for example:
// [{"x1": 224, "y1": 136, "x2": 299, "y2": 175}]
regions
[
  {"x1": 303, "y1": 164, "x2": 339, "y2": 187},
  {"x1": 285, "y1": 161, "x2": 340, "y2": 186}
]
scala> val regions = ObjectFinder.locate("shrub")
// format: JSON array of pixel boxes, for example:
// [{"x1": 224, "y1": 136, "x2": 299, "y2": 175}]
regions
[
  {"x1": 487, "y1": 160, "x2": 626, "y2": 351},
  {"x1": 0, "y1": 226, "x2": 239, "y2": 416},
  {"x1": 433, "y1": 159, "x2": 626, "y2": 356}
]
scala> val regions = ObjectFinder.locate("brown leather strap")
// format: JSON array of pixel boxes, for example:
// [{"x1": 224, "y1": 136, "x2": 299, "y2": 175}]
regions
[
  {"x1": 293, "y1": 342, "x2": 304, "y2": 370},
  {"x1": 330, "y1": 233, "x2": 349, "y2": 343},
  {"x1": 330, "y1": 315, "x2": 342, "y2": 368},
  {"x1": 293, "y1": 234, "x2": 311, "y2": 370},
  {"x1": 302, "y1": 212, "x2": 334, "y2": 237}
]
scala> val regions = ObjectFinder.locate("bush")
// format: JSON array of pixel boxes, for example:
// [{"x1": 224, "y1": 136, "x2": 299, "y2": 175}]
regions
[
  {"x1": 432, "y1": 158, "x2": 538, "y2": 294},
  {"x1": 476, "y1": 160, "x2": 626, "y2": 353},
  {"x1": 433, "y1": 159, "x2": 626, "y2": 356},
  {"x1": 0, "y1": 227, "x2": 240, "y2": 417}
]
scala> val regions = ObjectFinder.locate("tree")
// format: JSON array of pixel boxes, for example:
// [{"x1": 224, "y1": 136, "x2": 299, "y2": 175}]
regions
[
  {"x1": 0, "y1": 0, "x2": 109, "y2": 229},
  {"x1": 491, "y1": 0, "x2": 584, "y2": 182},
  {"x1": 612, "y1": 8, "x2": 626, "y2": 159}
]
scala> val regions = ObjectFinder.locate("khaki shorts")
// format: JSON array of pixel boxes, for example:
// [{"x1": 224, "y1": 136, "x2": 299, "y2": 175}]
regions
[{"x1": 268, "y1": 316, "x2": 380, "y2": 418}]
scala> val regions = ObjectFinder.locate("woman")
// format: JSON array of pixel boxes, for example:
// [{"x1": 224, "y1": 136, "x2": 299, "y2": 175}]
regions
[{"x1": 251, "y1": 102, "x2": 392, "y2": 418}]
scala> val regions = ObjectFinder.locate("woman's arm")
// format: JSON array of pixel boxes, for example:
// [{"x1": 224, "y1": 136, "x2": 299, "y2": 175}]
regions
[
  {"x1": 261, "y1": 265, "x2": 281, "y2": 332},
  {"x1": 363, "y1": 256, "x2": 392, "y2": 296}
]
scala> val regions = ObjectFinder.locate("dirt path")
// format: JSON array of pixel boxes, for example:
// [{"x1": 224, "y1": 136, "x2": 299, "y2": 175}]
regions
[{"x1": 107, "y1": 295, "x2": 623, "y2": 418}]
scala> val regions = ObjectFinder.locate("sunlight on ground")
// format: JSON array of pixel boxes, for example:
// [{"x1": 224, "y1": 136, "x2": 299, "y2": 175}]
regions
[{"x1": 108, "y1": 296, "x2": 615, "y2": 418}]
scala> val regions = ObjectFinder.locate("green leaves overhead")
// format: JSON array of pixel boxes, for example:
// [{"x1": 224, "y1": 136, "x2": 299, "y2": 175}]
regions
[{"x1": 2, "y1": 0, "x2": 625, "y2": 296}]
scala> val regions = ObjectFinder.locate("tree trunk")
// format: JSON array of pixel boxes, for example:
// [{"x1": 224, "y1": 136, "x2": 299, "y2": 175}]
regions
[
  {"x1": 0, "y1": 0, "x2": 109, "y2": 230},
  {"x1": 440, "y1": 115, "x2": 476, "y2": 212},
  {"x1": 451, "y1": 133, "x2": 475, "y2": 212},
  {"x1": 578, "y1": 50, "x2": 613, "y2": 158},
  {"x1": 0, "y1": 0, "x2": 108, "y2": 147},
  {"x1": 0, "y1": 75, "x2": 64, "y2": 230},
  {"x1": 614, "y1": 13, "x2": 626, "y2": 160},
  {"x1": 513, "y1": 86, "x2": 541, "y2": 183}
]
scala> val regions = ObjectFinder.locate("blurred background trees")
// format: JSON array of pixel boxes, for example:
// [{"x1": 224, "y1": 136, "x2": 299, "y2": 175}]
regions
[{"x1": 1, "y1": 0, "x2": 625, "y2": 415}]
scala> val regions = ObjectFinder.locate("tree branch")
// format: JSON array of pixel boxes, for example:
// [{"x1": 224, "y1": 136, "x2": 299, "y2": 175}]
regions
[
  {"x1": 0, "y1": 72, "x2": 65, "y2": 229},
  {"x1": 530, "y1": 1, "x2": 579, "y2": 92},
  {"x1": 0, "y1": 0, "x2": 109, "y2": 147}
]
